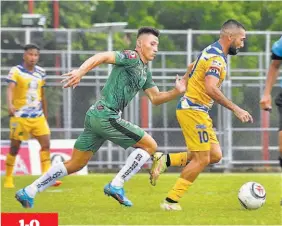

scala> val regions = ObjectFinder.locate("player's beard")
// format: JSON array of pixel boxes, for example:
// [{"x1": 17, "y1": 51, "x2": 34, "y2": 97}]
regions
[{"x1": 228, "y1": 41, "x2": 239, "y2": 55}]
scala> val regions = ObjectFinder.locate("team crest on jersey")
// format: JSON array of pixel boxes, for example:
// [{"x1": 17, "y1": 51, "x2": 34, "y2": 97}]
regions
[
  {"x1": 97, "y1": 105, "x2": 104, "y2": 110},
  {"x1": 211, "y1": 60, "x2": 222, "y2": 68}
]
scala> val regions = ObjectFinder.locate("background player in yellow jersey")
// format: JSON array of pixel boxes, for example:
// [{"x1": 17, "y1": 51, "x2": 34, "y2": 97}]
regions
[
  {"x1": 150, "y1": 19, "x2": 253, "y2": 210},
  {"x1": 4, "y1": 44, "x2": 61, "y2": 188}
]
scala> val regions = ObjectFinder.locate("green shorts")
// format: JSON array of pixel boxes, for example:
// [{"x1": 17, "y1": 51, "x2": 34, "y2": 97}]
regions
[{"x1": 74, "y1": 115, "x2": 145, "y2": 152}]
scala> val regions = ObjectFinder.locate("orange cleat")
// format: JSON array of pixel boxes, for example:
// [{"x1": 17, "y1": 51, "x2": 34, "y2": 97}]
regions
[{"x1": 52, "y1": 180, "x2": 62, "y2": 187}]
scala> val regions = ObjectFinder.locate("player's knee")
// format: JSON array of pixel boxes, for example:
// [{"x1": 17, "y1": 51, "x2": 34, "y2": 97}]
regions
[
  {"x1": 199, "y1": 157, "x2": 210, "y2": 167},
  {"x1": 211, "y1": 152, "x2": 222, "y2": 163},
  {"x1": 40, "y1": 139, "x2": 50, "y2": 150},
  {"x1": 147, "y1": 140, "x2": 158, "y2": 155},
  {"x1": 152, "y1": 141, "x2": 158, "y2": 153},
  {"x1": 193, "y1": 153, "x2": 210, "y2": 167},
  {"x1": 213, "y1": 156, "x2": 222, "y2": 164},
  {"x1": 41, "y1": 143, "x2": 50, "y2": 151},
  {"x1": 10, "y1": 145, "x2": 20, "y2": 156},
  {"x1": 139, "y1": 139, "x2": 158, "y2": 155}
]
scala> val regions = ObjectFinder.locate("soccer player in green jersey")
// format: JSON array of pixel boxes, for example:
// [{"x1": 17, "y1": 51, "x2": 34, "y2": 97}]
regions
[{"x1": 15, "y1": 27, "x2": 187, "y2": 208}]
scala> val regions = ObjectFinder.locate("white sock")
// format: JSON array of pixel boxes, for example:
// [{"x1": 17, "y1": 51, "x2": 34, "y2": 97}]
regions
[
  {"x1": 25, "y1": 162, "x2": 68, "y2": 198},
  {"x1": 111, "y1": 148, "x2": 151, "y2": 187}
]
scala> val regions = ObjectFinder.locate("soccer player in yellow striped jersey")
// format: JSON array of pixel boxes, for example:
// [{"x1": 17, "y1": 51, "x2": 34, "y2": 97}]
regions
[
  {"x1": 150, "y1": 19, "x2": 254, "y2": 211},
  {"x1": 4, "y1": 44, "x2": 61, "y2": 188}
]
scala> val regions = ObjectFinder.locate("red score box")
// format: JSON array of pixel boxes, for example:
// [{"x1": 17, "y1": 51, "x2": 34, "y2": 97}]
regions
[{"x1": 1, "y1": 213, "x2": 58, "y2": 226}]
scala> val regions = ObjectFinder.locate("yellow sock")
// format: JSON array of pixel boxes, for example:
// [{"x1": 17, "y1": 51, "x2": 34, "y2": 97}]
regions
[
  {"x1": 40, "y1": 150, "x2": 51, "y2": 173},
  {"x1": 5, "y1": 153, "x2": 16, "y2": 177},
  {"x1": 169, "y1": 152, "x2": 188, "y2": 166},
  {"x1": 167, "y1": 178, "x2": 192, "y2": 202}
]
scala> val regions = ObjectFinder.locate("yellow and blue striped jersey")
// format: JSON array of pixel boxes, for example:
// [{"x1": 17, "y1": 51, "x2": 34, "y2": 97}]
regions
[
  {"x1": 178, "y1": 41, "x2": 227, "y2": 112},
  {"x1": 6, "y1": 64, "x2": 46, "y2": 118}
]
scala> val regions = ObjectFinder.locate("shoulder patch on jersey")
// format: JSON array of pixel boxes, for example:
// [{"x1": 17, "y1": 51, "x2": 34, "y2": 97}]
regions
[
  {"x1": 207, "y1": 67, "x2": 220, "y2": 75},
  {"x1": 123, "y1": 50, "x2": 138, "y2": 59}
]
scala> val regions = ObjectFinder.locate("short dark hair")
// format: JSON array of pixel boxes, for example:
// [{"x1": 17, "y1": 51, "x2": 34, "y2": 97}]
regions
[
  {"x1": 137, "y1": 27, "x2": 160, "y2": 38},
  {"x1": 24, "y1": 43, "x2": 40, "y2": 51},
  {"x1": 221, "y1": 19, "x2": 245, "y2": 31}
]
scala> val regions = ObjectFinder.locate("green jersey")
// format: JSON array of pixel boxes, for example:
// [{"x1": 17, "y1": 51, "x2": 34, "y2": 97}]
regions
[{"x1": 87, "y1": 50, "x2": 156, "y2": 118}]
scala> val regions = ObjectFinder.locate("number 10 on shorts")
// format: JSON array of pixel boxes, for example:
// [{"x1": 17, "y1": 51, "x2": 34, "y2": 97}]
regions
[
  {"x1": 198, "y1": 131, "x2": 209, "y2": 143},
  {"x1": 1, "y1": 213, "x2": 58, "y2": 226}
]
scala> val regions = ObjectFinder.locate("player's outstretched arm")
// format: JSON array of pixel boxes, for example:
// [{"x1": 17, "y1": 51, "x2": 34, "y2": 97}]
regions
[
  {"x1": 61, "y1": 51, "x2": 116, "y2": 88},
  {"x1": 145, "y1": 62, "x2": 194, "y2": 106},
  {"x1": 145, "y1": 74, "x2": 186, "y2": 106},
  {"x1": 260, "y1": 59, "x2": 282, "y2": 111},
  {"x1": 205, "y1": 75, "x2": 253, "y2": 123}
]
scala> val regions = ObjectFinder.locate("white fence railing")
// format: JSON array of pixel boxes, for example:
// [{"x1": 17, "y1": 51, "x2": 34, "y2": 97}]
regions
[{"x1": 1, "y1": 28, "x2": 282, "y2": 169}]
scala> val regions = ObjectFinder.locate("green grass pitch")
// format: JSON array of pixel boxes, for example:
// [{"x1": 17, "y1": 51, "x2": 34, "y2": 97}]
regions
[{"x1": 1, "y1": 173, "x2": 281, "y2": 225}]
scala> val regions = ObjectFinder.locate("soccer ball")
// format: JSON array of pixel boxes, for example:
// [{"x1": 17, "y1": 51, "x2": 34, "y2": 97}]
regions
[{"x1": 238, "y1": 182, "x2": 266, "y2": 210}]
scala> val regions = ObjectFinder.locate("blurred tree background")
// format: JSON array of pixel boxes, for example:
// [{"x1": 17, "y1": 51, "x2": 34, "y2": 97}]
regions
[{"x1": 2, "y1": 1, "x2": 281, "y2": 30}]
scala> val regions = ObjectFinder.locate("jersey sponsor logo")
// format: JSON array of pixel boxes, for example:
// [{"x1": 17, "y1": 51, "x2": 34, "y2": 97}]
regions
[
  {"x1": 196, "y1": 124, "x2": 207, "y2": 129},
  {"x1": 36, "y1": 169, "x2": 63, "y2": 188},
  {"x1": 135, "y1": 153, "x2": 143, "y2": 161},
  {"x1": 121, "y1": 153, "x2": 143, "y2": 179},
  {"x1": 121, "y1": 160, "x2": 138, "y2": 179}
]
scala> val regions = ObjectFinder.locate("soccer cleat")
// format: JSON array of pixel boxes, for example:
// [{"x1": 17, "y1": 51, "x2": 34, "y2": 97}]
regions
[
  {"x1": 150, "y1": 152, "x2": 167, "y2": 186},
  {"x1": 4, "y1": 176, "x2": 15, "y2": 188},
  {"x1": 15, "y1": 188, "x2": 34, "y2": 208},
  {"x1": 160, "y1": 200, "x2": 182, "y2": 211},
  {"x1": 104, "y1": 183, "x2": 133, "y2": 207},
  {"x1": 52, "y1": 180, "x2": 62, "y2": 187}
]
